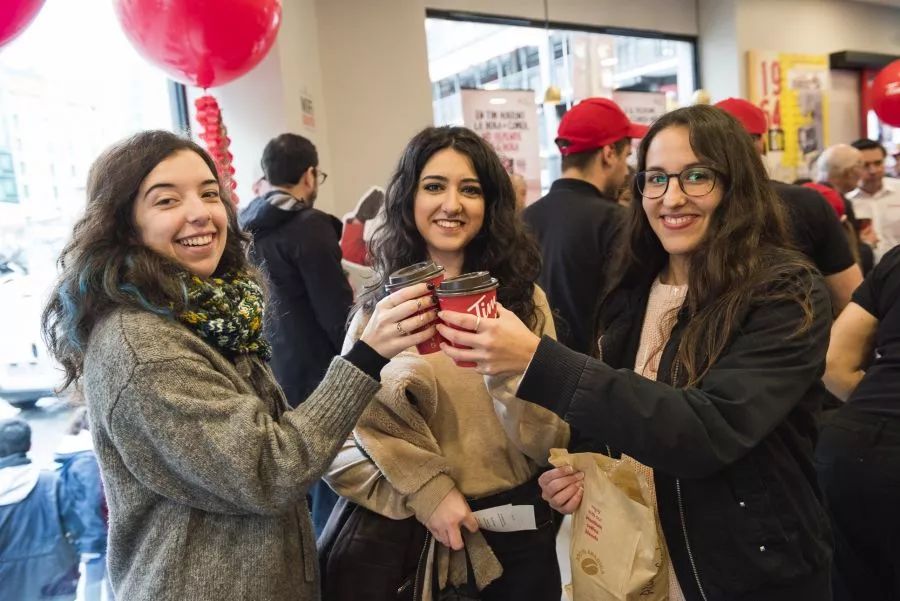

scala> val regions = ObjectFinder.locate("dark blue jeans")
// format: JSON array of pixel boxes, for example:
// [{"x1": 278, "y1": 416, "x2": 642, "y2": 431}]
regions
[
  {"x1": 309, "y1": 479, "x2": 339, "y2": 538},
  {"x1": 816, "y1": 405, "x2": 900, "y2": 601}
]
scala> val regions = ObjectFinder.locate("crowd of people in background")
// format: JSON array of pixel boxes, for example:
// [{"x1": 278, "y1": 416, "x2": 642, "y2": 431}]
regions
[{"x1": 2, "y1": 90, "x2": 897, "y2": 601}]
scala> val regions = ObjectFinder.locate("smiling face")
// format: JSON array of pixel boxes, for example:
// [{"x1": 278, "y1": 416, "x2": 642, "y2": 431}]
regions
[
  {"x1": 413, "y1": 148, "x2": 486, "y2": 272},
  {"x1": 642, "y1": 126, "x2": 724, "y2": 261},
  {"x1": 133, "y1": 150, "x2": 228, "y2": 279}
]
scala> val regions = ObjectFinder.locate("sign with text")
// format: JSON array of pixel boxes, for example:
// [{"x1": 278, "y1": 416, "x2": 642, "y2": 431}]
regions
[
  {"x1": 612, "y1": 91, "x2": 667, "y2": 127},
  {"x1": 748, "y1": 50, "x2": 830, "y2": 181},
  {"x1": 460, "y1": 89, "x2": 541, "y2": 204}
]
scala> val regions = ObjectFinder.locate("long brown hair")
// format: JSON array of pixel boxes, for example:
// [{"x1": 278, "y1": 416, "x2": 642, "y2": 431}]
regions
[
  {"x1": 603, "y1": 105, "x2": 816, "y2": 385},
  {"x1": 357, "y1": 126, "x2": 543, "y2": 331},
  {"x1": 42, "y1": 130, "x2": 255, "y2": 390}
]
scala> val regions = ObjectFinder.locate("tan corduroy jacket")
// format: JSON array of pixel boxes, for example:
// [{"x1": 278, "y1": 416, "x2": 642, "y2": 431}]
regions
[{"x1": 326, "y1": 287, "x2": 569, "y2": 594}]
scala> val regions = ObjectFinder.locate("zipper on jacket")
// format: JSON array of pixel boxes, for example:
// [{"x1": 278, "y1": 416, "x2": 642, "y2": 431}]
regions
[
  {"x1": 411, "y1": 531, "x2": 432, "y2": 601},
  {"x1": 676, "y1": 478, "x2": 709, "y2": 601},
  {"x1": 671, "y1": 358, "x2": 708, "y2": 601}
]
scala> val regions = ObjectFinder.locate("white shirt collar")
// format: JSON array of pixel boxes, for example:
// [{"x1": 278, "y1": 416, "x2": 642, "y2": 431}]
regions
[{"x1": 850, "y1": 178, "x2": 900, "y2": 200}]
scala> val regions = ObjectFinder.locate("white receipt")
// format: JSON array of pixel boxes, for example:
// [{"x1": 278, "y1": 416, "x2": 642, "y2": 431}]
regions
[{"x1": 472, "y1": 504, "x2": 537, "y2": 532}]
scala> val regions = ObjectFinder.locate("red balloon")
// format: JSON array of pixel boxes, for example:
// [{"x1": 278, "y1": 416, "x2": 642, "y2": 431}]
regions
[
  {"x1": 871, "y1": 60, "x2": 900, "y2": 128},
  {"x1": 114, "y1": 0, "x2": 282, "y2": 88},
  {"x1": 0, "y1": 0, "x2": 46, "y2": 48}
]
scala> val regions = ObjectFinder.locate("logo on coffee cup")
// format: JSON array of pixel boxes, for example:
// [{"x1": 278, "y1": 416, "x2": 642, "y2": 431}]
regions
[
  {"x1": 575, "y1": 549, "x2": 603, "y2": 576},
  {"x1": 466, "y1": 294, "x2": 496, "y2": 318}
]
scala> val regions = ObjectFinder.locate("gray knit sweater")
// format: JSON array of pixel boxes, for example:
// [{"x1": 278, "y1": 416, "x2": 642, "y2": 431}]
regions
[{"x1": 82, "y1": 308, "x2": 380, "y2": 600}]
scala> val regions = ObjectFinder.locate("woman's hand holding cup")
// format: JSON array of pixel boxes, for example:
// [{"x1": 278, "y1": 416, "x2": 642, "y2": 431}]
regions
[
  {"x1": 360, "y1": 283, "x2": 438, "y2": 359},
  {"x1": 436, "y1": 303, "x2": 541, "y2": 375}
]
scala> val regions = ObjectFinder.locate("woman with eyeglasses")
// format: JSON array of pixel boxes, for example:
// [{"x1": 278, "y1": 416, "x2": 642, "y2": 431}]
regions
[{"x1": 436, "y1": 105, "x2": 834, "y2": 600}]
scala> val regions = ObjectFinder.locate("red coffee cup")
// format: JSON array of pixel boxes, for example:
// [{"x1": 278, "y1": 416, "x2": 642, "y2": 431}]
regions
[
  {"x1": 385, "y1": 261, "x2": 444, "y2": 354},
  {"x1": 436, "y1": 271, "x2": 499, "y2": 367}
]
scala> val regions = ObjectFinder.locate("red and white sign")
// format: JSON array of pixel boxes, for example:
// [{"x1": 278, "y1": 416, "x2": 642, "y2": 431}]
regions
[{"x1": 460, "y1": 89, "x2": 541, "y2": 204}]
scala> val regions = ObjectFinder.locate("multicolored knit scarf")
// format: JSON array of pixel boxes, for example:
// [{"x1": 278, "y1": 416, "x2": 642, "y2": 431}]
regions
[{"x1": 177, "y1": 271, "x2": 272, "y2": 361}]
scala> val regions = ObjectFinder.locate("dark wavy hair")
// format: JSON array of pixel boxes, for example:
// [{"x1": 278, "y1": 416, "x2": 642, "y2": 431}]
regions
[
  {"x1": 358, "y1": 126, "x2": 543, "y2": 330},
  {"x1": 601, "y1": 105, "x2": 816, "y2": 385},
  {"x1": 42, "y1": 130, "x2": 256, "y2": 390}
]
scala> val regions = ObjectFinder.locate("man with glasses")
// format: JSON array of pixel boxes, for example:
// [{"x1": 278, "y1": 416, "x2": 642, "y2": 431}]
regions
[
  {"x1": 239, "y1": 133, "x2": 350, "y2": 536},
  {"x1": 716, "y1": 98, "x2": 861, "y2": 313},
  {"x1": 850, "y1": 138, "x2": 900, "y2": 261},
  {"x1": 524, "y1": 98, "x2": 647, "y2": 354}
]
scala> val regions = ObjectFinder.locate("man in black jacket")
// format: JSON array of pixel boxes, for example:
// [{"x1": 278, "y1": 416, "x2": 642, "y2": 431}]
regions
[
  {"x1": 240, "y1": 133, "x2": 352, "y2": 535},
  {"x1": 523, "y1": 98, "x2": 647, "y2": 354}
]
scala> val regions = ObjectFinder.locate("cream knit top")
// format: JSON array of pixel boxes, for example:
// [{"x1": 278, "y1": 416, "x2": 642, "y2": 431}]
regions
[{"x1": 626, "y1": 277, "x2": 688, "y2": 601}]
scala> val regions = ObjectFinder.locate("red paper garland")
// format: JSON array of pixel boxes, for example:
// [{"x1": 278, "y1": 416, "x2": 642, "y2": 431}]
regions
[{"x1": 194, "y1": 94, "x2": 239, "y2": 204}]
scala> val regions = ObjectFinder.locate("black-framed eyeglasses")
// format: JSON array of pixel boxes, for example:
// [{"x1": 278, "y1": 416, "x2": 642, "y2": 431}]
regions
[
  {"x1": 315, "y1": 168, "x2": 328, "y2": 185},
  {"x1": 636, "y1": 166, "x2": 722, "y2": 200}
]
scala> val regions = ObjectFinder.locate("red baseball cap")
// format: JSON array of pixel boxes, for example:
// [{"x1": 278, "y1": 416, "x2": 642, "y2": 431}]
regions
[
  {"x1": 803, "y1": 182, "x2": 846, "y2": 218},
  {"x1": 714, "y1": 98, "x2": 767, "y2": 136},
  {"x1": 555, "y1": 98, "x2": 649, "y2": 156}
]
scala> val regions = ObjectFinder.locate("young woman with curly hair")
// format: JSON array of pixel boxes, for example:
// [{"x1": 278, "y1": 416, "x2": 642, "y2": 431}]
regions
[
  {"x1": 438, "y1": 106, "x2": 834, "y2": 601},
  {"x1": 323, "y1": 126, "x2": 566, "y2": 600},
  {"x1": 41, "y1": 130, "x2": 433, "y2": 601}
]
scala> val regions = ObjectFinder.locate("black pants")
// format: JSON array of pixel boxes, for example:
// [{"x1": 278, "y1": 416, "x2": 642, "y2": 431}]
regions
[
  {"x1": 467, "y1": 478, "x2": 561, "y2": 601},
  {"x1": 815, "y1": 405, "x2": 900, "y2": 601}
]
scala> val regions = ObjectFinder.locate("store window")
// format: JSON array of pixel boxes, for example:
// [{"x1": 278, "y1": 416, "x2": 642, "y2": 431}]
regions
[
  {"x1": 425, "y1": 13, "x2": 697, "y2": 193},
  {"x1": 1, "y1": 3, "x2": 180, "y2": 596},
  {"x1": 0, "y1": 0, "x2": 183, "y2": 528}
]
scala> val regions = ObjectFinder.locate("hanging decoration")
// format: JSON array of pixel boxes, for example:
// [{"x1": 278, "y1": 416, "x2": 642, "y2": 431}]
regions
[
  {"x1": 0, "y1": 0, "x2": 46, "y2": 48},
  {"x1": 871, "y1": 59, "x2": 900, "y2": 128},
  {"x1": 114, "y1": 0, "x2": 282, "y2": 205},
  {"x1": 195, "y1": 95, "x2": 238, "y2": 204},
  {"x1": 541, "y1": 0, "x2": 561, "y2": 105}
]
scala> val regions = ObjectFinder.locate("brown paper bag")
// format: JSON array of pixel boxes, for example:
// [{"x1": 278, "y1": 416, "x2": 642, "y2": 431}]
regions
[{"x1": 550, "y1": 448, "x2": 667, "y2": 601}]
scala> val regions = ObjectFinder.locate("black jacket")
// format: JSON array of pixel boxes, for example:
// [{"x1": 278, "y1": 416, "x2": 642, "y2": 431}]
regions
[
  {"x1": 240, "y1": 190, "x2": 353, "y2": 407},
  {"x1": 772, "y1": 181, "x2": 855, "y2": 277},
  {"x1": 523, "y1": 179, "x2": 625, "y2": 354},
  {"x1": 518, "y1": 270, "x2": 834, "y2": 601}
]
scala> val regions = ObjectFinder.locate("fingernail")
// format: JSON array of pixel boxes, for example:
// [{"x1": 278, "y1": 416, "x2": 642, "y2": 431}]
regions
[
  {"x1": 575, "y1": 472, "x2": 585, "y2": 480},
  {"x1": 563, "y1": 466, "x2": 574, "y2": 474}
]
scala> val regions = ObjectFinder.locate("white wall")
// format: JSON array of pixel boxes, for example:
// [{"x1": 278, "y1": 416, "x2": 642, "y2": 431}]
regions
[
  {"x1": 697, "y1": 0, "x2": 741, "y2": 100},
  {"x1": 830, "y1": 69, "x2": 862, "y2": 145},
  {"x1": 315, "y1": 0, "x2": 434, "y2": 217},
  {"x1": 191, "y1": 0, "x2": 337, "y2": 214},
  {"x1": 698, "y1": 0, "x2": 899, "y2": 121},
  {"x1": 273, "y1": 0, "x2": 336, "y2": 214},
  {"x1": 737, "y1": 0, "x2": 900, "y2": 59},
  {"x1": 708, "y1": 0, "x2": 900, "y2": 101}
]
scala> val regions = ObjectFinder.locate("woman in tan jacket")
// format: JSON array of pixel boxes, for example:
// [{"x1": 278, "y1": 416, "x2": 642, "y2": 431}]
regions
[
  {"x1": 41, "y1": 130, "x2": 433, "y2": 601},
  {"x1": 324, "y1": 126, "x2": 568, "y2": 600}
]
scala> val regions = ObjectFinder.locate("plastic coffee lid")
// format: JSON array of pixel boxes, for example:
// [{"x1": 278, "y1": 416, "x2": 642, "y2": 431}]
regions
[
  {"x1": 385, "y1": 260, "x2": 444, "y2": 291},
  {"x1": 436, "y1": 271, "x2": 499, "y2": 296}
]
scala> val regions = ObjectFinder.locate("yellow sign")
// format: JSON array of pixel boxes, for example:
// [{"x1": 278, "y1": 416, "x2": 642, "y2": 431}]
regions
[{"x1": 747, "y1": 51, "x2": 830, "y2": 180}]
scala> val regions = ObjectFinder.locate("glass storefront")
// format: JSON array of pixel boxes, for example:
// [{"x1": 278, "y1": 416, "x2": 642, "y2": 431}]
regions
[{"x1": 425, "y1": 14, "x2": 697, "y2": 191}]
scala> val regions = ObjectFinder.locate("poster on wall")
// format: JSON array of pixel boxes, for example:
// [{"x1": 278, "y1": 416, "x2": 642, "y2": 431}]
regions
[
  {"x1": 747, "y1": 51, "x2": 830, "y2": 182},
  {"x1": 460, "y1": 89, "x2": 541, "y2": 204},
  {"x1": 612, "y1": 91, "x2": 667, "y2": 127},
  {"x1": 300, "y1": 93, "x2": 316, "y2": 131}
]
